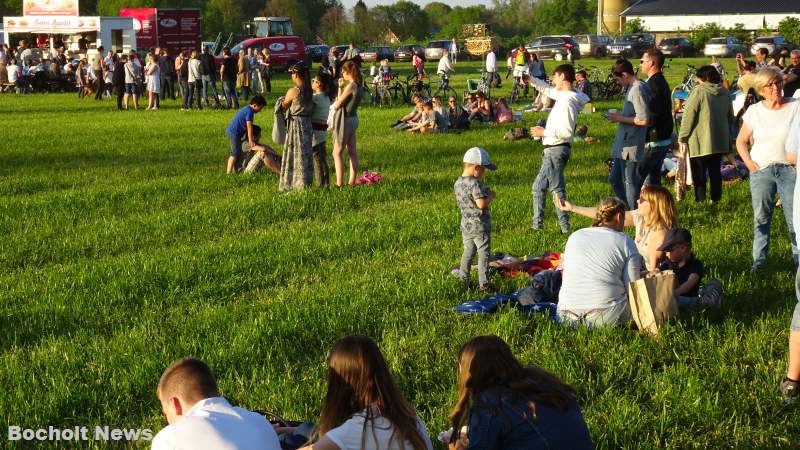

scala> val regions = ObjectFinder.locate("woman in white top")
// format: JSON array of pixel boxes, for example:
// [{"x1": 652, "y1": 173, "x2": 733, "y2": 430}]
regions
[
  {"x1": 145, "y1": 52, "x2": 161, "y2": 110},
  {"x1": 297, "y1": 335, "x2": 433, "y2": 450},
  {"x1": 736, "y1": 67, "x2": 800, "y2": 270},
  {"x1": 556, "y1": 185, "x2": 678, "y2": 271}
]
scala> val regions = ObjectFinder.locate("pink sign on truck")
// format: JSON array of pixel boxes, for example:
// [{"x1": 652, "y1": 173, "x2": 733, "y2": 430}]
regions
[
  {"x1": 119, "y1": 8, "x2": 157, "y2": 50},
  {"x1": 119, "y1": 8, "x2": 200, "y2": 54}
]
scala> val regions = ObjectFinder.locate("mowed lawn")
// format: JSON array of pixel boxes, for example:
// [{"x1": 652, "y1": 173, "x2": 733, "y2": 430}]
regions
[{"x1": 1, "y1": 58, "x2": 798, "y2": 449}]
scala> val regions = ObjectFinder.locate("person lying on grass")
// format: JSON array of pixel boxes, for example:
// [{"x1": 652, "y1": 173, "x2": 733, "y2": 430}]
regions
[
  {"x1": 555, "y1": 185, "x2": 678, "y2": 272},
  {"x1": 226, "y1": 95, "x2": 267, "y2": 174},
  {"x1": 281, "y1": 335, "x2": 434, "y2": 450},
  {"x1": 445, "y1": 335, "x2": 593, "y2": 450},
  {"x1": 241, "y1": 125, "x2": 281, "y2": 174},
  {"x1": 656, "y1": 227, "x2": 721, "y2": 310},
  {"x1": 407, "y1": 101, "x2": 448, "y2": 134},
  {"x1": 152, "y1": 357, "x2": 280, "y2": 450}
]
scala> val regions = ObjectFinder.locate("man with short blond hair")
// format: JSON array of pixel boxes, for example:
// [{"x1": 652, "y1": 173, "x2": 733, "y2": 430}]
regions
[{"x1": 152, "y1": 357, "x2": 280, "y2": 450}]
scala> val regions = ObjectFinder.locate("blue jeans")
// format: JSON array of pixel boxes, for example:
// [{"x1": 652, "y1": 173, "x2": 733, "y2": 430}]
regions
[
  {"x1": 638, "y1": 145, "x2": 668, "y2": 188},
  {"x1": 179, "y1": 81, "x2": 190, "y2": 108},
  {"x1": 749, "y1": 164, "x2": 798, "y2": 268},
  {"x1": 201, "y1": 75, "x2": 220, "y2": 105},
  {"x1": 558, "y1": 300, "x2": 632, "y2": 328},
  {"x1": 532, "y1": 145, "x2": 570, "y2": 232},
  {"x1": 609, "y1": 158, "x2": 640, "y2": 210},
  {"x1": 460, "y1": 232, "x2": 491, "y2": 286},
  {"x1": 222, "y1": 80, "x2": 239, "y2": 109}
]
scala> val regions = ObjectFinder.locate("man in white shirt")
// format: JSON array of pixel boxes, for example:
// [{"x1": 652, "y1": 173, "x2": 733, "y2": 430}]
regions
[
  {"x1": 7, "y1": 59, "x2": 24, "y2": 93},
  {"x1": 529, "y1": 64, "x2": 590, "y2": 234},
  {"x1": 187, "y1": 50, "x2": 204, "y2": 110},
  {"x1": 485, "y1": 48, "x2": 499, "y2": 88},
  {"x1": 151, "y1": 357, "x2": 280, "y2": 450},
  {"x1": 436, "y1": 49, "x2": 453, "y2": 90}
]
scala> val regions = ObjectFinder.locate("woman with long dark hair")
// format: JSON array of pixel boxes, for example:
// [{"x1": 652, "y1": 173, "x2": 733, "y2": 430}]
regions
[
  {"x1": 279, "y1": 62, "x2": 314, "y2": 191},
  {"x1": 299, "y1": 335, "x2": 433, "y2": 450},
  {"x1": 331, "y1": 61, "x2": 363, "y2": 186},
  {"x1": 449, "y1": 335, "x2": 593, "y2": 449}
]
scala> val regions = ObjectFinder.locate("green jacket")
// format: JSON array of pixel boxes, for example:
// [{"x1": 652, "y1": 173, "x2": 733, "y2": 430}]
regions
[{"x1": 678, "y1": 82, "x2": 735, "y2": 157}]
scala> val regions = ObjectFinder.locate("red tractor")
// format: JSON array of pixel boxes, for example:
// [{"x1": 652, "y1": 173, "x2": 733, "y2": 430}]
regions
[{"x1": 220, "y1": 17, "x2": 307, "y2": 70}]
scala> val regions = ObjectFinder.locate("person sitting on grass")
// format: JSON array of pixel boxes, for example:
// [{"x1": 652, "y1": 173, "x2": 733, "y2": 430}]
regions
[
  {"x1": 455, "y1": 147, "x2": 497, "y2": 291},
  {"x1": 468, "y1": 91, "x2": 493, "y2": 122},
  {"x1": 226, "y1": 95, "x2": 267, "y2": 174},
  {"x1": 241, "y1": 125, "x2": 281, "y2": 174},
  {"x1": 557, "y1": 197, "x2": 642, "y2": 327},
  {"x1": 494, "y1": 97, "x2": 513, "y2": 123},
  {"x1": 656, "y1": 227, "x2": 721, "y2": 310},
  {"x1": 447, "y1": 95, "x2": 470, "y2": 130},
  {"x1": 445, "y1": 335, "x2": 593, "y2": 450},
  {"x1": 393, "y1": 93, "x2": 425, "y2": 130},
  {"x1": 408, "y1": 100, "x2": 448, "y2": 134},
  {"x1": 291, "y1": 335, "x2": 434, "y2": 450},
  {"x1": 151, "y1": 357, "x2": 280, "y2": 450}
]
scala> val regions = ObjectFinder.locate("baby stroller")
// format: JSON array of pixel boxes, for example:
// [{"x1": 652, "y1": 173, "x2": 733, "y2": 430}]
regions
[{"x1": 464, "y1": 69, "x2": 491, "y2": 101}]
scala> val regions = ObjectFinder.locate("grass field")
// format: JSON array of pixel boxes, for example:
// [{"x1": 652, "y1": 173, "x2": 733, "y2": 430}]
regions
[{"x1": 1, "y1": 57, "x2": 799, "y2": 449}]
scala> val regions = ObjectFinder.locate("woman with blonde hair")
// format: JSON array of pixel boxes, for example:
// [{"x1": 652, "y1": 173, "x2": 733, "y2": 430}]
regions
[
  {"x1": 736, "y1": 67, "x2": 800, "y2": 271},
  {"x1": 556, "y1": 197, "x2": 643, "y2": 326},
  {"x1": 297, "y1": 335, "x2": 434, "y2": 450},
  {"x1": 448, "y1": 335, "x2": 592, "y2": 449},
  {"x1": 556, "y1": 185, "x2": 677, "y2": 271},
  {"x1": 331, "y1": 61, "x2": 363, "y2": 186}
]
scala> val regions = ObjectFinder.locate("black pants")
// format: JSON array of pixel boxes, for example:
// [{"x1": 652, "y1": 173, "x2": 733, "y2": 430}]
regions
[
  {"x1": 116, "y1": 89, "x2": 124, "y2": 110},
  {"x1": 312, "y1": 142, "x2": 329, "y2": 187},
  {"x1": 160, "y1": 76, "x2": 175, "y2": 100},
  {"x1": 261, "y1": 69, "x2": 272, "y2": 93},
  {"x1": 690, "y1": 153, "x2": 723, "y2": 202},
  {"x1": 188, "y1": 81, "x2": 203, "y2": 109},
  {"x1": 94, "y1": 70, "x2": 104, "y2": 100}
]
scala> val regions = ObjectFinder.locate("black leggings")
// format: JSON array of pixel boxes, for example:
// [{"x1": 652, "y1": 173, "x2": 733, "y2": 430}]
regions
[{"x1": 690, "y1": 153, "x2": 723, "y2": 202}]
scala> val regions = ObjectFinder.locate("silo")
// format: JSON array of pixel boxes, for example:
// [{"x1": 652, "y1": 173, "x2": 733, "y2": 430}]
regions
[{"x1": 601, "y1": 0, "x2": 631, "y2": 34}]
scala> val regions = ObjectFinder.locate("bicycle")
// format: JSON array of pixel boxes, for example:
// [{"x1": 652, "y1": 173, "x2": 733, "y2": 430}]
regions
[
  {"x1": 403, "y1": 73, "x2": 430, "y2": 102},
  {"x1": 375, "y1": 77, "x2": 392, "y2": 107},
  {"x1": 432, "y1": 73, "x2": 458, "y2": 100}
]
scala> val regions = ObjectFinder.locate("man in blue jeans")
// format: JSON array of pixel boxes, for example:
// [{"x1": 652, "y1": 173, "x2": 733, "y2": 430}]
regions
[
  {"x1": 638, "y1": 49, "x2": 673, "y2": 188},
  {"x1": 219, "y1": 47, "x2": 239, "y2": 110},
  {"x1": 607, "y1": 58, "x2": 651, "y2": 210},
  {"x1": 528, "y1": 64, "x2": 590, "y2": 233},
  {"x1": 226, "y1": 95, "x2": 266, "y2": 174}
]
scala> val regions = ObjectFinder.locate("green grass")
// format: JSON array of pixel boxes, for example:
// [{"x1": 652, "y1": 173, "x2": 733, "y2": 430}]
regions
[{"x1": 1, "y1": 57, "x2": 798, "y2": 449}]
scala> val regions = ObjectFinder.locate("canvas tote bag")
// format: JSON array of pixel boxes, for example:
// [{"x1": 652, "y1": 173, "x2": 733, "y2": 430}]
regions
[{"x1": 628, "y1": 270, "x2": 678, "y2": 336}]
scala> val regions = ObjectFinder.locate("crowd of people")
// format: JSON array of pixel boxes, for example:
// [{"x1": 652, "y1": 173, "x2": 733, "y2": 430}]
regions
[{"x1": 151, "y1": 335, "x2": 593, "y2": 450}]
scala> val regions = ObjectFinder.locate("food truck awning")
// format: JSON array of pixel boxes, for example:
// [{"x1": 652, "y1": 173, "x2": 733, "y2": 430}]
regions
[{"x1": 2, "y1": 16, "x2": 131, "y2": 34}]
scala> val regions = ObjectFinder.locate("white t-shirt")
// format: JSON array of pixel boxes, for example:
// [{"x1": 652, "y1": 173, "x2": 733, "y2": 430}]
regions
[
  {"x1": 742, "y1": 99, "x2": 800, "y2": 168},
  {"x1": 485, "y1": 51, "x2": 496, "y2": 72},
  {"x1": 785, "y1": 108, "x2": 800, "y2": 235},
  {"x1": 7, "y1": 64, "x2": 20, "y2": 82},
  {"x1": 325, "y1": 409, "x2": 434, "y2": 450},
  {"x1": 558, "y1": 227, "x2": 642, "y2": 312},
  {"x1": 529, "y1": 77, "x2": 590, "y2": 146},
  {"x1": 151, "y1": 397, "x2": 280, "y2": 450}
]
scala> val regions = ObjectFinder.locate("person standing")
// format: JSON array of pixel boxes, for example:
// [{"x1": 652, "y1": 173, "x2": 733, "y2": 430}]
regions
[
  {"x1": 638, "y1": 49, "x2": 673, "y2": 187},
  {"x1": 485, "y1": 47, "x2": 500, "y2": 88},
  {"x1": 678, "y1": 65, "x2": 734, "y2": 203},
  {"x1": 450, "y1": 37, "x2": 458, "y2": 64},
  {"x1": 784, "y1": 50, "x2": 800, "y2": 98},
  {"x1": 343, "y1": 43, "x2": 358, "y2": 61},
  {"x1": 412, "y1": 49, "x2": 425, "y2": 81},
  {"x1": 247, "y1": 47, "x2": 260, "y2": 94},
  {"x1": 237, "y1": 49, "x2": 251, "y2": 100},
  {"x1": 91, "y1": 45, "x2": 105, "y2": 100},
  {"x1": 176, "y1": 51, "x2": 190, "y2": 110},
  {"x1": 145, "y1": 52, "x2": 161, "y2": 110},
  {"x1": 607, "y1": 58, "x2": 651, "y2": 210},
  {"x1": 260, "y1": 48, "x2": 272, "y2": 94},
  {"x1": 331, "y1": 61, "x2": 364, "y2": 187},
  {"x1": 311, "y1": 72, "x2": 334, "y2": 187},
  {"x1": 219, "y1": 47, "x2": 239, "y2": 109},
  {"x1": 199, "y1": 46, "x2": 221, "y2": 108},
  {"x1": 122, "y1": 53, "x2": 141, "y2": 110},
  {"x1": 158, "y1": 48, "x2": 175, "y2": 100},
  {"x1": 112, "y1": 53, "x2": 127, "y2": 110},
  {"x1": 186, "y1": 50, "x2": 203, "y2": 110},
  {"x1": 279, "y1": 63, "x2": 314, "y2": 192},
  {"x1": 736, "y1": 67, "x2": 800, "y2": 271},
  {"x1": 529, "y1": 64, "x2": 590, "y2": 234},
  {"x1": 781, "y1": 106, "x2": 800, "y2": 404}
]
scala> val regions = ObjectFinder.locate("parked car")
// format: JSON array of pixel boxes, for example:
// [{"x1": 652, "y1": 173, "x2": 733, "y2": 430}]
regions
[
  {"x1": 607, "y1": 33, "x2": 655, "y2": 59},
  {"x1": 361, "y1": 46, "x2": 394, "y2": 62},
  {"x1": 658, "y1": 37, "x2": 696, "y2": 57},
  {"x1": 525, "y1": 36, "x2": 580, "y2": 61},
  {"x1": 750, "y1": 35, "x2": 792, "y2": 57},
  {"x1": 306, "y1": 44, "x2": 330, "y2": 62},
  {"x1": 573, "y1": 34, "x2": 612, "y2": 57},
  {"x1": 331, "y1": 44, "x2": 358, "y2": 58},
  {"x1": 425, "y1": 39, "x2": 459, "y2": 61},
  {"x1": 394, "y1": 44, "x2": 424, "y2": 62},
  {"x1": 704, "y1": 37, "x2": 747, "y2": 58}
]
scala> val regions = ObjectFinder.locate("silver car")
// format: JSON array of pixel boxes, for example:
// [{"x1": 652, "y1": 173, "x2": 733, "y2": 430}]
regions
[
  {"x1": 573, "y1": 35, "x2": 613, "y2": 57},
  {"x1": 425, "y1": 40, "x2": 458, "y2": 61},
  {"x1": 704, "y1": 37, "x2": 747, "y2": 57},
  {"x1": 750, "y1": 36, "x2": 791, "y2": 57}
]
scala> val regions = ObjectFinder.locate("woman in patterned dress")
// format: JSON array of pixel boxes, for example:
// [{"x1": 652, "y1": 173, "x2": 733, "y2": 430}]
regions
[{"x1": 278, "y1": 62, "x2": 314, "y2": 192}]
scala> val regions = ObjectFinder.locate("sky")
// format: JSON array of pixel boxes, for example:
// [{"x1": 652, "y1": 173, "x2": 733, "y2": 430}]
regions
[{"x1": 340, "y1": 0, "x2": 492, "y2": 8}]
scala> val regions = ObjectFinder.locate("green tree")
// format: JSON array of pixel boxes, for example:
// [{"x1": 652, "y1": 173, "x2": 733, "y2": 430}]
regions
[
  {"x1": 689, "y1": 22, "x2": 721, "y2": 50},
  {"x1": 262, "y1": 0, "x2": 311, "y2": 39},
  {"x1": 319, "y1": 2, "x2": 348, "y2": 43},
  {"x1": 727, "y1": 23, "x2": 751, "y2": 44},
  {"x1": 423, "y1": 2, "x2": 451, "y2": 34},
  {"x1": 778, "y1": 17, "x2": 800, "y2": 46},
  {"x1": 534, "y1": 0, "x2": 593, "y2": 36},
  {"x1": 439, "y1": 5, "x2": 487, "y2": 39},
  {"x1": 622, "y1": 17, "x2": 647, "y2": 34},
  {"x1": 204, "y1": 0, "x2": 243, "y2": 38}
]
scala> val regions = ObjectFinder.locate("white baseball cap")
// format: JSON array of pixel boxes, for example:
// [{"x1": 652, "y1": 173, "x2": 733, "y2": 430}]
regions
[{"x1": 463, "y1": 147, "x2": 497, "y2": 170}]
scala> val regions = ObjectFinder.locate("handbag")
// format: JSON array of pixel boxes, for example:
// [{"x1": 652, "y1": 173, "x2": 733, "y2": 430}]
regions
[{"x1": 628, "y1": 270, "x2": 678, "y2": 336}]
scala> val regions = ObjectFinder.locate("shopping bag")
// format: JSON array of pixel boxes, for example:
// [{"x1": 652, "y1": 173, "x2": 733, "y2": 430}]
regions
[{"x1": 628, "y1": 270, "x2": 678, "y2": 336}]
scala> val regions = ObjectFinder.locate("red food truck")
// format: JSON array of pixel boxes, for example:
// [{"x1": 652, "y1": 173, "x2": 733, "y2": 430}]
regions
[{"x1": 119, "y1": 8, "x2": 200, "y2": 54}]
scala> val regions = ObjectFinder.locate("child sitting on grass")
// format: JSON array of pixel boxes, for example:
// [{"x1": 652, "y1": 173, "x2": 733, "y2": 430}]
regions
[
  {"x1": 657, "y1": 228, "x2": 721, "y2": 310},
  {"x1": 241, "y1": 125, "x2": 281, "y2": 174},
  {"x1": 407, "y1": 100, "x2": 448, "y2": 134},
  {"x1": 455, "y1": 147, "x2": 497, "y2": 291}
]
